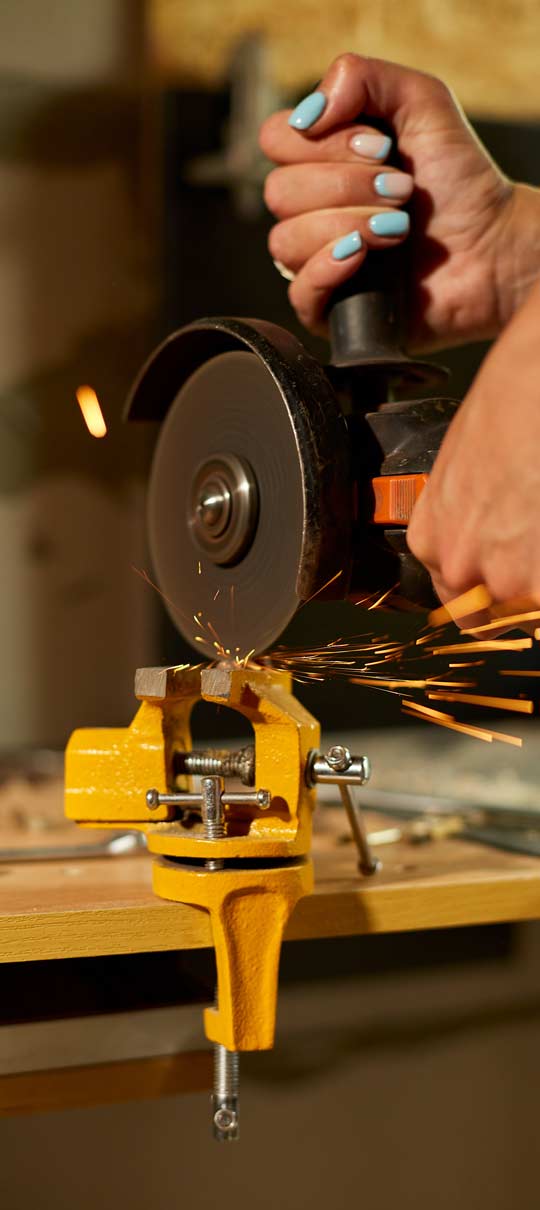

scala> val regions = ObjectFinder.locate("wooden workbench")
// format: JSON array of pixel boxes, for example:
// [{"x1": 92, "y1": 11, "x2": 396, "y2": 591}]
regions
[{"x1": 3, "y1": 809, "x2": 540, "y2": 965}]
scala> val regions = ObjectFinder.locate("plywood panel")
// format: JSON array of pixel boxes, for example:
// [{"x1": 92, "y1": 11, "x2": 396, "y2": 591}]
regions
[{"x1": 149, "y1": 0, "x2": 540, "y2": 118}]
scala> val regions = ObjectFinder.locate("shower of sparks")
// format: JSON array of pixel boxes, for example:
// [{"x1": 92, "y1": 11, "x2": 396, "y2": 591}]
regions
[
  {"x1": 265, "y1": 584, "x2": 540, "y2": 747},
  {"x1": 133, "y1": 563, "x2": 539, "y2": 746},
  {"x1": 76, "y1": 386, "x2": 107, "y2": 438}
]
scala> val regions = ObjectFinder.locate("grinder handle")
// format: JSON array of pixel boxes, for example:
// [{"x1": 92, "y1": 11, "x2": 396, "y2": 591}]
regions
[{"x1": 328, "y1": 118, "x2": 408, "y2": 369}]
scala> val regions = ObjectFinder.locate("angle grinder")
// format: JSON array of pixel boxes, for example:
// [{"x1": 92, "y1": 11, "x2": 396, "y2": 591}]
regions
[{"x1": 127, "y1": 216, "x2": 459, "y2": 660}]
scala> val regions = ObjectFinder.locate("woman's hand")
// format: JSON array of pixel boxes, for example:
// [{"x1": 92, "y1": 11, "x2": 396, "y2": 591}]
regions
[
  {"x1": 260, "y1": 54, "x2": 539, "y2": 350},
  {"x1": 407, "y1": 280, "x2": 540, "y2": 605}
]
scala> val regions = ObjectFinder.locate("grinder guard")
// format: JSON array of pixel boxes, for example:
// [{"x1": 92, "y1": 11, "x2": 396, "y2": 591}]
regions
[{"x1": 126, "y1": 316, "x2": 457, "y2": 659}]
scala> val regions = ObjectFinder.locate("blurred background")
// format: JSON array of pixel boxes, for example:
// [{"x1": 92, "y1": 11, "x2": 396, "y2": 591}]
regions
[{"x1": 2, "y1": 4, "x2": 540, "y2": 1209}]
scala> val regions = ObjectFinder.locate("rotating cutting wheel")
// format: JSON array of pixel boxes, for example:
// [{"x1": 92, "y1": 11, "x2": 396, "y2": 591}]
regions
[{"x1": 148, "y1": 337, "x2": 350, "y2": 661}]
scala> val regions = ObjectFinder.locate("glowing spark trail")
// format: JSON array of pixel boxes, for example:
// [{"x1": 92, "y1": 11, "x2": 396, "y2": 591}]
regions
[{"x1": 76, "y1": 386, "x2": 107, "y2": 438}]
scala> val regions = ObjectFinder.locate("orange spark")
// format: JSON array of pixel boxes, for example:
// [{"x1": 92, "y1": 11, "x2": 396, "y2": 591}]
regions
[
  {"x1": 427, "y1": 691, "x2": 534, "y2": 714},
  {"x1": 76, "y1": 386, "x2": 107, "y2": 438},
  {"x1": 499, "y1": 669, "x2": 540, "y2": 677},
  {"x1": 303, "y1": 569, "x2": 343, "y2": 607},
  {"x1": 448, "y1": 661, "x2": 485, "y2": 668},
  {"x1": 428, "y1": 584, "x2": 492, "y2": 627},
  {"x1": 351, "y1": 676, "x2": 429, "y2": 690},
  {"x1": 131, "y1": 565, "x2": 191, "y2": 625},
  {"x1": 430, "y1": 639, "x2": 533, "y2": 655},
  {"x1": 403, "y1": 701, "x2": 522, "y2": 746},
  {"x1": 367, "y1": 583, "x2": 399, "y2": 610},
  {"x1": 415, "y1": 628, "x2": 447, "y2": 646},
  {"x1": 402, "y1": 701, "x2": 454, "y2": 722},
  {"x1": 461, "y1": 610, "x2": 540, "y2": 635}
]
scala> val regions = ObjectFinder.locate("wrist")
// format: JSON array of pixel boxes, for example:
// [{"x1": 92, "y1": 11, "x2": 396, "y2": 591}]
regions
[{"x1": 494, "y1": 183, "x2": 540, "y2": 332}]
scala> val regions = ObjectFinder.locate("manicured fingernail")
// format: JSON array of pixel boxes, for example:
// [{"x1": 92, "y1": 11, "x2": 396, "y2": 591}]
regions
[
  {"x1": 374, "y1": 172, "x2": 413, "y2": 200},
  {"x1": 332, "y1": 230, "x2": 363, "y2": 261},
  {"x1": 288, "y1": 91, "x2": 326, "y2": 130},
  {"x1": 350, "y1": 133, "x2": 391, "y2": 160},
  {"x1": 369, "y1": 211, "x2": 410, "y2": 237}
]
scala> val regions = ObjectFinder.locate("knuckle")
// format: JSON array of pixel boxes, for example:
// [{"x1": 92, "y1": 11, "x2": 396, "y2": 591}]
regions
[
  {"x1": 484, "y1": 564, "x2": 528, "y2": 604},
  {"x1": 438, "y1": 551, "x2": 473, "y2": 595},
  {"x1": 406, "y1": 506, "x2": 431, "y2": 564},
  {"x1": 407, "y1": 527, "x2": 431, "y2": 569},
  {"x1": 414, "y1": 70, "x2": 453, "y2": 107},
  {"x1": 333, "y1": 52, "x2": 363, "y2": 77},
  {"x1": 333, "y1": 165, "x2": 356, "y2": 202}
]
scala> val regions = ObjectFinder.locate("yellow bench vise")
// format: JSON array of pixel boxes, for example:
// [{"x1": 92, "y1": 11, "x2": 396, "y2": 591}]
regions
[{"x1": 65, "y1": 661, "x2": 373, "y2": 1140}]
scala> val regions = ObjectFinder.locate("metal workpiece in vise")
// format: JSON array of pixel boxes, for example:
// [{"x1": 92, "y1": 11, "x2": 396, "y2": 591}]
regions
[{"x1": 65, "y1": 128, "x2": 461, "y2": 1140}]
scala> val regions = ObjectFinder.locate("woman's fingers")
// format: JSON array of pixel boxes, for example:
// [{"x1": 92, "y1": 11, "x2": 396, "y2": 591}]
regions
[
  {"x1": 264, "y1": 161, "x2": 413, "y2": 219},
  {"x1": 260, "y1": 114, "x2": 397, "y2": 166},
  {"x1": 269, "y1": 205, "x2": 411, "y2": 273}
]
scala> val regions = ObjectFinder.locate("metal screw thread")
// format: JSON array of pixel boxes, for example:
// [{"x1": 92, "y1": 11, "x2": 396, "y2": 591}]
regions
[
  {"x1": 201, "y1": 776, "x2": 226, "y2": 841},
  {"x1": 180, "y1": 746, "x2": 255, "y2": 786},
  {"x1": 212, "y1": 1045, "x2": 240, "y2": 1142},
  {"x1": 200, "y1": 778, "x2": 240, "y2": 1142},
  {"x1": 214, "y1": 1044, "x2": 239, "y2": 1099}
]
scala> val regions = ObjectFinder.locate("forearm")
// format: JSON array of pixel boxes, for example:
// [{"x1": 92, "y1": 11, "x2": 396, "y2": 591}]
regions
[{"x1": 494, "y1": 183, "x2": 540, "y2": 333}]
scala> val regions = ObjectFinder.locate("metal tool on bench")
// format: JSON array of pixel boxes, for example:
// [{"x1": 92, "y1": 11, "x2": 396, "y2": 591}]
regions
[{"x1": 65, "y1": 137, "x2": 460, "y2": 1140}]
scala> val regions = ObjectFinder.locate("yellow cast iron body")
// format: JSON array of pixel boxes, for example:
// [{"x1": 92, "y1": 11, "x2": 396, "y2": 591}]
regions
[{"x1": 65, "y1": 663, "x2": 319, "y2": 1051}]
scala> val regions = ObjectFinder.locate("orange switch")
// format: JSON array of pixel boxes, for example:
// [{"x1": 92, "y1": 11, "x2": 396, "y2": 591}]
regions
[{"x1": 371, "y1": 473, "x2": 428, "y2": 525}]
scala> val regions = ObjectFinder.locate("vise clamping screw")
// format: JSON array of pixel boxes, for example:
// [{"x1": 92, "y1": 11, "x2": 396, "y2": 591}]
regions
[
  {"x1": 305, "y1": 745, "x2": 380, "y2": 875},
  {"x1": 145, "y1": 771, "x2": 272, "y2": 1143}
]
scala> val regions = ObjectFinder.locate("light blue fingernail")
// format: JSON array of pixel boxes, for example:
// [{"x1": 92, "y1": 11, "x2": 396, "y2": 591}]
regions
[
  {"x1": 332, "y1": 230, "x2": 363, "y2": 261},
  {"x1": 374, "y1": 172, "x2": 413, "y2": 199},
  {"x1": 369, "y1": 211, "x2": 410, "y2": 237},
  {"x1": 288, "y1": 90, "x2": 326, "y2": 130}
]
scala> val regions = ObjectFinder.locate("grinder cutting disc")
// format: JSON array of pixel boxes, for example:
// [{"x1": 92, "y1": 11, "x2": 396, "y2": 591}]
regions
[{"x1": 144, "y1": 320, "x2": 351, "y2": 661}]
